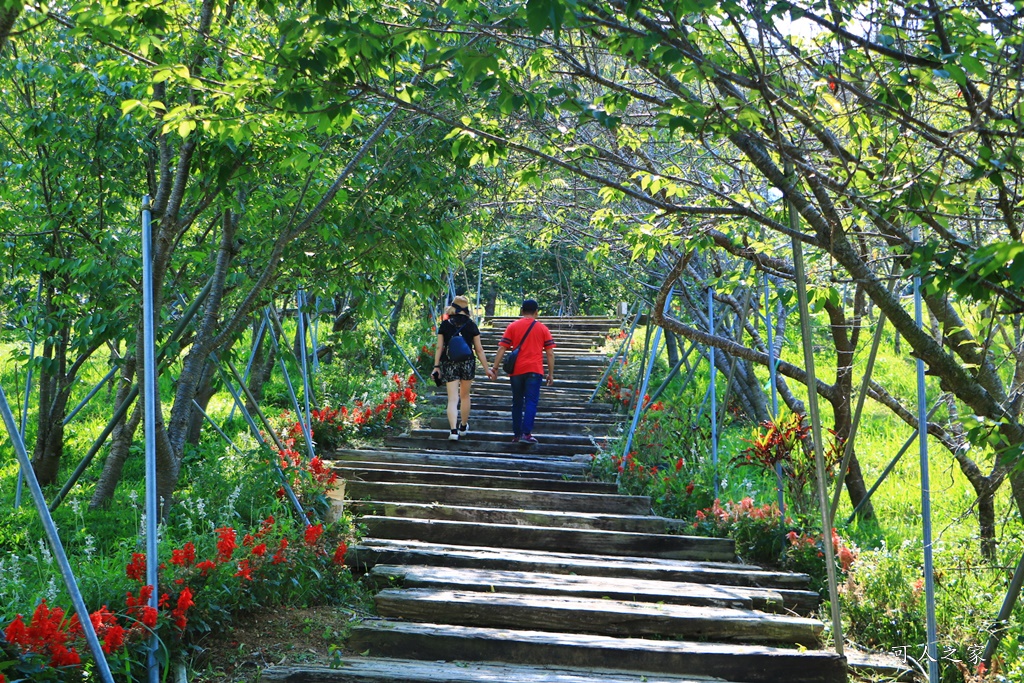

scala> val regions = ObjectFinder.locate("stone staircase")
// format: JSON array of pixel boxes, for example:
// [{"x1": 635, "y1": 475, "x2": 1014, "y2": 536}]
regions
[{"x1": 261, "y1": 316, "x2": 850, "y2": 683}]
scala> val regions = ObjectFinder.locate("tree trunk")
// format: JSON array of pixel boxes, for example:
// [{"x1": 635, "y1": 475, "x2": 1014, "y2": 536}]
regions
[
  {"x1": 389, "y1": 290, "x2": 407, "y2": 339},
  {"x1": 664, "y1": 330, "x2": 680, "y2": 368},
  {"x1": 90, "y1": 356, "x2": 138, "y2": 509},
  {"x1": 185, "y1": 360, "x2": 217, "y2": 446},
  {"x1": 0, "y1": 1, "x2": 22, "y2": 53},
  {"x1": 485, "y1": 288, "x2": 498, "y2": 318}
]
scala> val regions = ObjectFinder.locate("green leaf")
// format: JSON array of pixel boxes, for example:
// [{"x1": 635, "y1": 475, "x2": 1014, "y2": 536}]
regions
[{"x1": 959, "y1": 54, "x2": 986, "y2": 79}]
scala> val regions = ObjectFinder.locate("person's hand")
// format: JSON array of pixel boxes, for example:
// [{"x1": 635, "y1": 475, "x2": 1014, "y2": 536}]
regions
[
  {"x1": 431, "y1": 367, "x2": 440, "y2": 380},
  {"x1": 486, "y1": 367, "x2": 496, "y2": 380},
  {"x1": 546, "y1": 374, "x2": 554, "y2": 387}
]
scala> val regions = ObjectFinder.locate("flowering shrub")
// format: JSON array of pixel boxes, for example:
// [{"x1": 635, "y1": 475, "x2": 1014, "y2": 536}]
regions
[
  {"x1": 0, "y1": 516, "x2": 355, "y2": 681},
  {"x1": 286, "y1": 373, "x2": 417, "y2": 452},
  {"x1": 692, "y1": 497, "x2": 793, "y2": 566},
  {"x1": 734, "y1": 411, "x2": 842, "y2": 519}
]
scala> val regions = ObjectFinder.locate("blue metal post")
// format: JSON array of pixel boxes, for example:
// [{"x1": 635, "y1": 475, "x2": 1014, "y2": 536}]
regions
[
  {"x1": 915, "y1": 227, "x2": 940, "y2": 683},
  {"x1": 266, "y1": 309, "x2": 315, "y2": 460},
  {"x1": 764, "y1": 272, "x2": 784, "y2": 512},
  {"x1": 297, "y1": 290, "x2": 316, "y2": 422},
  {"x1": 0, "y1": 384, "x2": 115, "y2": 683},
  {"x1": 140, "y1": 196, "x2": 160, "y2": 683},
  {"x1": 14, "y1": 276, "x2": 43, "y2": 508},
  {"x1": 63, "y1": 366, "x2": 119, "y2": 426},
  {"x1": 229, "y1": 316, "x2": 267, "y2": 421},
  {"x1": 622, "y1": 291, "x2": 671, "y2": 465},
  {"x1": 709, "y1": 288, "x2": 718, "y2": 498}
]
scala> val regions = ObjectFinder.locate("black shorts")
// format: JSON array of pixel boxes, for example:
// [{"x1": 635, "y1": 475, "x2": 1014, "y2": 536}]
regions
[{"x1": 439, "y1": 357, "x2": 476, "y2": 383}]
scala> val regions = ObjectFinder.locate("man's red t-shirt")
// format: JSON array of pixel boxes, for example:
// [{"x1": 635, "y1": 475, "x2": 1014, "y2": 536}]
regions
[{"x1": 498, "y1": 317, "x2": 555, "y2": 376}]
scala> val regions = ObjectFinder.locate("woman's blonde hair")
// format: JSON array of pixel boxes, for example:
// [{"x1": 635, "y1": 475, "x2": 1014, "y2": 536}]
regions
[{"x1": 445, "y1": 295, "x2": 473, "y2": 317}]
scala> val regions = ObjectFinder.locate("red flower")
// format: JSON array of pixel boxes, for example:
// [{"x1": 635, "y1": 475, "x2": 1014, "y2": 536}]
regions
[
  {"x1": 141, "y1": 606, "x2": 158, "y2": 629},
  {"x1": 196, "y1": 559, "x2": 217, "y2": 576},
  {"x1": 251, "y1": 543, "x2": 268, "y2": 557},
  {"x1": 242, "y1": 534, "x2": 255, "y2": 547},
  {"x1": 304, "y1": 523, "x2": 324, "y2": 546},
  {"x1": 4, "y1": 614, "x2": 27, "y2": 646},
  {"x1": 49, "y1": 644, "x2": 81, "y2": 668},
  {"x1": 674, "y1": 457, "x2": 683, "y2": 472},
  {"x1": 172, "y1": 587, "x2": 194, "y2": 630},
  {"x1": 125, "y1": 553, "x2": 147, "y2": 581},
  {"x1": 216, "y1": 527, "x2": 237, "y2": 563},
  {"x1": 332, "y1": 542, "x2": 348, "y2": 565},
  {"x1": 102, "y1": 624, "x2": 126, "y2": 653},
  {"x1": 235, "y1": 559, "x2": 254, "y2": 581},
  {"x1": 170, "y1": 542, "x2": 196, "y2": 567},
  {"x1": 685, "y1": 481, "x2": 694, "y2": 495}
]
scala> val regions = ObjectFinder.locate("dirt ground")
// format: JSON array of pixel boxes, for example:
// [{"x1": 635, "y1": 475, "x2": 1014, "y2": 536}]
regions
[{"x1": 188, "y1": 605, "x2": 365, "y2": 682}]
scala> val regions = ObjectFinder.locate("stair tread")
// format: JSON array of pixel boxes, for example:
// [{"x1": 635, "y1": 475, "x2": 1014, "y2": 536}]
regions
[
  {"x1": 261, "y1": 657, "x2": 749, "y2": 683},
  {"x1": 373, "y1": 588, "x2": 821, "y2": 644},
  {"x1": 369, "y1": 564, "x2": 789, "y2": 611},
  {"x1": 347, "y1": 621, "x2": 847, "y2": 683}
]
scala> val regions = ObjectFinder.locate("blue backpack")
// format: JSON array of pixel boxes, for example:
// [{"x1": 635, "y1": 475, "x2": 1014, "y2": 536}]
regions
[{"x1": 446, "y1": 320, "x2": 473, "y2": 362}]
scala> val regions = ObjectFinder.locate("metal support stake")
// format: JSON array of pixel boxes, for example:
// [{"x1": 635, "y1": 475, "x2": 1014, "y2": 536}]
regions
[
  {"x1": 628, "y1": 314, "x2": 654, "y2": 413},
  {"x1": 63, "y1": 366, "x2": 119, "y2": 426},
  {"x1": 792, "y1": 231, "x2": 844, "y2": 657},
  {"x1": 914, "y1": 226, "x2": 940, "y2": 683},
  {"x1": 192, "y1": 399, "x2": 244, "y2": 455},
  {"x1": 214, "y1": 357, "x2": 308, "y2": 523},
  {"x1": 229, "y1": 316, "x2": 268, "y2": 421},
  {"x1": 297, "y1": 290, "x2": 317, "y2": 422},
  {"x1": 621, "y1": 291, "x2": 671, "y2": 480},
  {"x1": 266, "y1": 308, "x2": 315, "y2": 460},
  {"x1": 847, "y1": 402, "x2": 941, "y2": 524},
  {"x1": 643, "y1": 341, "x2": 697, "y2": 410},
  {"x1": 310, "y1": 296, "x2": 321, "y2": 374},
  {"x1": 590, "y1": 302, "x2": 640, "y2": 404},
  {"x1": 0, "y1": 385, "x2": 115, "y2": 683},
  {"x1": 709, "y1": 288, "x2": 718, "y2": 498},
  {"x1": 376, "y1": 319, "x2": 427, "y2": 384},
  {"x1": 14, "y1": 276, "x2": 43, "y2": 508},
  {"x1": 764, "y1": 272, "x2": 784, "y2": 512},
  {"x1": 141, "y1": 196, "x2": 160, "y2": 683}
]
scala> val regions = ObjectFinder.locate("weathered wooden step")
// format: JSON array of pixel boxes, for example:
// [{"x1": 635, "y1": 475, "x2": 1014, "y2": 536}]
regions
[
  {"x1": 330, "y1": 448, "x2": 590, "y2": 474},
  {"x1": 359, "y1": 517, "x2": 735, "y2": 561},
  {"x1": 373, "y1": 588, "x2": 821, "y2": 645},
  {"x1": 348, "y1": 539, "x2": 815, "y2": 595},
  {"x1": 347, "y1": 622, "x2": 847, "y2": 683},
  {"x1": 262, "y1": 657, "x2": 753, "y2": 683},
  {"x1": 427, "y1": 417, "x2": 612, "y2": 435},
  {"x1": 369, "y1": 565, "x2": 790, "y2": 612},
  {"x1": 336, "y1": 467, "x2": 612, "y2": 493},
  {"x1": 344, "y1": 483, "x2": 651, "y2": 515},
  {"x1": 348, "y1": 501, "x2": 687, "y2": 534},
  {"x1": 385, "y1": 437, "x2": 598, "y2": 457},
  {"x1": 333, "y1": 460, "x2": 586, "y2": 481},
  {"x1": 408, "y1": 430, "x2": 608, "y2": 447}
]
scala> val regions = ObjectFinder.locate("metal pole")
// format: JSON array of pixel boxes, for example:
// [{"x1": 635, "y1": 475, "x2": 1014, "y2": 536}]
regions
[
  {"x1": 229, "y1": 316, "x2": 267, "y2": 421},
  {"x1": 622, "y1": 291, "x2": 671, "y2": 476},
  {"x1": 310, "y1": 296, "x2": 321, "y2": 374},
  {"x1": 0, "y1": 385, "x2": 116, "y2": 683},
  {"x1": 590, "y1": 302, "x2": 640, "y2": 404},
  {"x1": 214, "y1": 357, "x2": 308, "y2": 523},
  {"x1": 14, "y1": 276, "x2": 43, "y2": 508},
  {"x1": 914, "y1": 226, "x2": 940, "y2": 683},
  {"x1": 643, "y1": 341, "x2": 697, "y2": 410},
  {"x1": 265, "y1": 308, "x2": 315, "y2": 460},
  {"x1": 847, "y1": 402, "x2": 942, "y2": 524},
  {"x1": 297, "y1": 290, "x2": 316, "y2": 422},
  {"x1": 792, "y1": 231, "x2": 845, "y2": 657},
  {"x1": 63, "y1": 366, "x2": 119, "y2": 426},
  {"x1": 764, "y1": 272, "x2": 784, "y2": 513},
  {"x1": 628, "y1": 314, "x2": 654, "y2": 412},
  {"x1": 709, "y1": 288, "x2": 718, "y2": 498},
  {"x1": 376, "y1": 319, "x2": 427, "y2": 384},
  {"x1": 192, "y1": 399, "x2": 244, "y2": 456},
  {"x1": 141, "y1": 196, "x2": 160, "y2": 683}
]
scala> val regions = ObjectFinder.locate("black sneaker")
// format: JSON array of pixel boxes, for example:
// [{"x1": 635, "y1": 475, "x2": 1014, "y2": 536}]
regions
[{"x1": 521, "y1": 434, "x2": 539, "y2": 445}]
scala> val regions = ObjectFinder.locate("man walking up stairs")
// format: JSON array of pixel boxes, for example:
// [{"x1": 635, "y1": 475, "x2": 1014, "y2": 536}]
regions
[{"x1": 490, "y1": 299, "x2": 556, "y2": 445}]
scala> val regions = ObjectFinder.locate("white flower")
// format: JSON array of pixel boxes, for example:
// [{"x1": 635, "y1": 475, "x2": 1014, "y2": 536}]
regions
[
  {"x1": 38, "y1": 539, "x2": 53, "y2": 565},
  {"x1": 44, "y1": 576, "x2": 59, "y2": 602},
  {"x1": 83, "y1": 535, "x2": 96, "y2": 559}
]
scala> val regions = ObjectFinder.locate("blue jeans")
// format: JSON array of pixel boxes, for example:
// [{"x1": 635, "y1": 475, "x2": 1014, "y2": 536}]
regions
[{"x1": 510, "y1": 373, "x2": 543, "y2": 438}]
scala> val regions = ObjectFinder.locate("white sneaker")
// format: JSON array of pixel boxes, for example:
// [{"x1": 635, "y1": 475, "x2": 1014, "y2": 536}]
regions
[
  {"x1": 459, "y1": 423, "x2": 469, "y2": 436},
  {"x1": 448, "y1": 430, "x2": 459, "y2": 441}
]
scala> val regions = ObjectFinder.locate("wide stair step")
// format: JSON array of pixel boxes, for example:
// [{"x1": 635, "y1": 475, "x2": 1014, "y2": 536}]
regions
[
  {"x1": 346, "y1": 622, "x2": 847, "y2": 683},
  {"x1": 358, "y1": 517, "x2": 736, "y2": 561},
  {"x1": 262, "y1": 657, "x2": 760, "y2": 683},
  {"x1": 373, "y1": 588, "x2": 822, "y2": 644},
  {"x1": 334, "y1": 465, "x2": 613, "y2": 493},
  {"x1": 329, "y1": 448, "x2": 591, "y2": 475}
]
